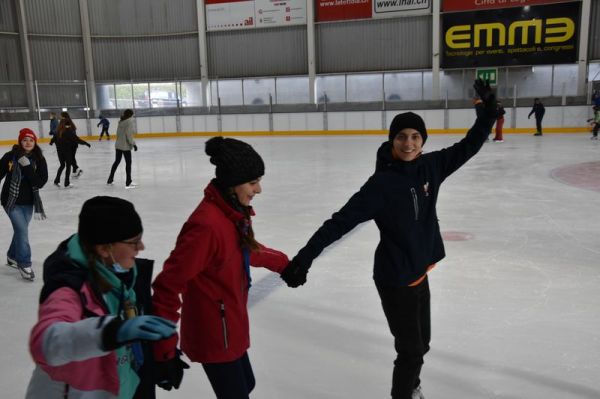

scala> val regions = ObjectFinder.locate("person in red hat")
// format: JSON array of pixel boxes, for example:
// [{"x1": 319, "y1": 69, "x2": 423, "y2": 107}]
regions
[{"x1": 0, "y1": 128, "x2": 48, "y2": 281}]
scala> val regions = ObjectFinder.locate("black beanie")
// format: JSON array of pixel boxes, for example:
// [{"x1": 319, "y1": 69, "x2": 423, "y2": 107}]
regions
[
  {"x1": 78, "y1": 196, "x2": 143, "y2": 245},
  {"x1": 388, "y1": 112, "x2": 428, "y2": 144},
  {"x1": 205, "y1": 137, "x2": 265, "y2": 188}
]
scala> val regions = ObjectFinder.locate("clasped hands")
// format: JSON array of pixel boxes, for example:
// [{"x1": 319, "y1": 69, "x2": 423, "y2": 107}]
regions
[{"x1": 281, "y1": 256, "x2": 311, "y2": 288}]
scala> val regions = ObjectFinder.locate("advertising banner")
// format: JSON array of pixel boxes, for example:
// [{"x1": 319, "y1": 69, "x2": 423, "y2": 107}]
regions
[
  {"x1": 441, "y1": 2, "x2": 580, "y2": 69},
  {"x1": 442, "y1": 0, "x2": 571, "y2": 12},
  {"x1": 206, "y1": 0, "x2": 307, "y2": 31},
  {"x1": 316, "y1": 0, "x2": 429, "y2": 23}
]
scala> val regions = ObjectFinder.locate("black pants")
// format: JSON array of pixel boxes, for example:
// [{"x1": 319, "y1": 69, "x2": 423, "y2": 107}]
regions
[
  {"x1": 54, "y1": 149, "x2": 74, "y2": 187},
  {"x1": 100, "y1": 127, "x2": 110, "y2": 139},
  {"x1": 377, "y1": 277, "x2": 431, "y2": 399},
  {"x1": 72, "y1": 146, "x2": 79, "y2": 173},
  {"x1": 535, "y1": 117, "x2": 543, "y2": 134},
  {"x1": 202, "y1": 352, "x2": 255, "y2": 399},
  {"x1": 107, "y1": 149, "x2": 132, "y2": 185}
]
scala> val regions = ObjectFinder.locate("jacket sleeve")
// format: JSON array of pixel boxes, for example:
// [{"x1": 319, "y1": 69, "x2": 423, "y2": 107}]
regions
[
  {"x1": 528, "y1": 108, "x2": 534, "y2": 118},
  {"x1": 151, "y1": 219, "x2": 216, "y2": 360},
  {"x1": 296, "y1": 176, "x2": 384, "y2": 267},
  {"x1": 0, "y1": 153, "x2": 8, "y2": 182},
  {"x1": 250, "y1": 243, "x2": 289, "y2": 274},
  {"x1": 430, "y1": 117, "x2": 492, "y2": 181},
  {"x1": 29, "y1": 287, "x2": 113, "y2": 367},
  {"x1": 21, "y1": 157, "x2": 48, "y2": 188},
  {"x1": 126, "y1": 123, "x2": 136, "y2": 147}
]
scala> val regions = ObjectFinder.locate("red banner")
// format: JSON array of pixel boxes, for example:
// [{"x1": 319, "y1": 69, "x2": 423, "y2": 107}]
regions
[
  {"x1": 316, "y1": 0, "x2": 372, "y2": 22},
  {"x1": 442, "y1": 0, "x2": 570, "y2": 12}
]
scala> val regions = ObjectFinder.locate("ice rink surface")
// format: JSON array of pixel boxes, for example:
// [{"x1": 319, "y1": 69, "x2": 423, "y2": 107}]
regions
[{"x1": 1, "y1": 131, "x2": 599, "y2": 398}]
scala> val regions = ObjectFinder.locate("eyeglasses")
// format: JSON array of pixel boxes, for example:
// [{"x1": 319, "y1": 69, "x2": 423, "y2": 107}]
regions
[{"x1": 119, "y1": 239, "x2": 143, "y2": 249}]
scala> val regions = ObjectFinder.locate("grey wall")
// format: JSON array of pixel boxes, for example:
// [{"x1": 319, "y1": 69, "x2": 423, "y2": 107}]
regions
[
  {"x1": 207, "y1": 26, "x2": 308, "y2": 78},
  {"x1": 316, "y1": 16, "x2": 432, "y2": 73},
  {"x1": 589, "y1": 0, "x2": 600, "y2": 60}
]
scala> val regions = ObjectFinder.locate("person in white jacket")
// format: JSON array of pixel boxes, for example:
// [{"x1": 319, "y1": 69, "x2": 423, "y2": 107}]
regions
[{"x1": 107, "y1": 109, "x2": 138, "y2": 188}]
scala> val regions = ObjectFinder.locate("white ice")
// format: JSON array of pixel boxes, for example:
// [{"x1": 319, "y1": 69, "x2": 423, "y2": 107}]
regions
[{"x1": 1, "y1": 132, "x2": 599, "y2": 399}]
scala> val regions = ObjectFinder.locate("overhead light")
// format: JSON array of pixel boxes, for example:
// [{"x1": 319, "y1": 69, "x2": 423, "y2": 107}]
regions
[{"x1": 61, "y1": 108, "x2": 68, "y2": 111}]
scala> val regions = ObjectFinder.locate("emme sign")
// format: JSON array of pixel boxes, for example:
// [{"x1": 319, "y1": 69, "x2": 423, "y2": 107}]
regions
[
  {"x1": 441, "y1": 2, "x2": 580, "y2": 68},
  {"x1": 446, "y1": 18, "x2": 574, "y2": 48}
]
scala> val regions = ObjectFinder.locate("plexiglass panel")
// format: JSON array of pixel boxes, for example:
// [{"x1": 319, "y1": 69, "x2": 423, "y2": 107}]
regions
[
  {"x1": 275, "y1": 77, "x2": 309, "y2": 104},
  {"x1": 149, "y1": 82, "x2": 178, "y2": 108},
  {"x1": 552, "y1": 65, "x2": 577, "y2": 97},
  {"x1": 243, "y1": 78, "x2": 275, "y2": 105},
  {"x1": 315, "y1": 75, "x2": 345, "y2": 103},
  {"x1": 347, "y1": 74, "x2": 382, "y2": 102},
  {"x1": 181, "y1": 81, "x2": 203, "y2": 107},
  {"x1": 384, "y1": 72, "x2": 423, "y2": 101},
  {"x1": 211, "y1": 80, "x2": 243, "y2": 106},
  {"x1": 96, "y1": 84, "x2": 116, "y2": 110},
  {"x1": 507, "y1": 66, "x2": 552, "y2": 99},
  {"x1": 114, "y1": 84, "x2": 134, "y2": 109}
]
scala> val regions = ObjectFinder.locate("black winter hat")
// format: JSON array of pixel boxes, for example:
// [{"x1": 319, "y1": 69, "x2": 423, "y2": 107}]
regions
[
  {"x1": 388, "y1": 112, "x2": 428, "y2": 144},
  {"x1": 78, "y1": 196, "x2": 143, "y2": 245},
  {"x1": 205, "y1": 136, "x2": 265, "y2": 188}
]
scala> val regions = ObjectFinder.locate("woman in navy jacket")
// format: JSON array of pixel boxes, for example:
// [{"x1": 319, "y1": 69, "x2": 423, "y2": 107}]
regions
[{"x1": 282, "y1": 80, "x2": 497, "y2": 399}]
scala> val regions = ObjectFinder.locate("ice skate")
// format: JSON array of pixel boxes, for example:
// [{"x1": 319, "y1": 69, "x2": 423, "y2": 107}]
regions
[
  {"x1": 6, "y1": 256, "x2": 17, "y2": 269},
  {"x1": 18, "y1": 265, "x2": 34, "y2": 281}
]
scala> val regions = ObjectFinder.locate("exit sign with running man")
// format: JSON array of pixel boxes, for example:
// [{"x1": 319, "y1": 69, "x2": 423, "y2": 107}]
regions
[{"x1": 476, "y1": 68, "x2": 498, "y2": 86}]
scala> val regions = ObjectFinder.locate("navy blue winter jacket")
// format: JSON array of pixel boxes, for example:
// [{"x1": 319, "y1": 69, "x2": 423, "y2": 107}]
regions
[{"x1": 295, "y1": 117, "x2": 494, "y2": 287}]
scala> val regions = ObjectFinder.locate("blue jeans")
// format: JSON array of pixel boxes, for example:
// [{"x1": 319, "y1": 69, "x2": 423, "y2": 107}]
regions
[{"x1": 4, "y1": 205, "x2": 33, "y2": 267}]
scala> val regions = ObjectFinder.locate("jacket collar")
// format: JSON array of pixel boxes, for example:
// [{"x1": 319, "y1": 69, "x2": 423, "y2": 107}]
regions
[{"x1": 204, "y1": 181, "x2": 255, "y2": 223}]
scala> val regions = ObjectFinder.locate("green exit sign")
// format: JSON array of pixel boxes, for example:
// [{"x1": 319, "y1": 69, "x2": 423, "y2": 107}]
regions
[{"x1": 476, "y1": 68, "x2": 498, "y2": 86}]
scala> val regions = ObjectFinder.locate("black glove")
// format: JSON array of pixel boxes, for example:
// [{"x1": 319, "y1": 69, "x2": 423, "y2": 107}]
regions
[
  {"x1": 281, "y1": 257, "x2": 310, "y2": 288},
  {"x1": 86, "y1": 142, "x2": 91, "y2": 148},
  {"x1": 473, "y1": 79, "x2": 498, "y2": 119},
  {"x1": 133, "y1": 144, "x2": 138, "y2": 152},
  {"x1": 155, "y1": 351, "x2": 190, "y2": 391}
]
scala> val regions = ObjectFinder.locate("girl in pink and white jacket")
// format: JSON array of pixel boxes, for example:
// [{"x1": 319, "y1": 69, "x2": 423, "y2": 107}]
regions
[{"x1": 26, "y1": 196, "x2": 176, "y2": 398}]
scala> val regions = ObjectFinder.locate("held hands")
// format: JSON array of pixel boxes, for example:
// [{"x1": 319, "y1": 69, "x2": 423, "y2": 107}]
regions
[
  {"x1": 155, "y1": 351, "x2": 190, "y2": 391},
  {"x1": 280, "y1": 257, "x2": 311, "y2": 288},
  {"x1": 473, "y1": 78, "x2": 498, "y2": 119},
  {"x1": 17, "y1": 156, "x2": 31, "y2": 167}
]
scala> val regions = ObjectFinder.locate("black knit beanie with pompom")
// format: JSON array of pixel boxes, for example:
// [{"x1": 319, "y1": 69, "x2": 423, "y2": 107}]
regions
[{"x1": 205, "y1": 137, "x2": 265, "y2": 188}]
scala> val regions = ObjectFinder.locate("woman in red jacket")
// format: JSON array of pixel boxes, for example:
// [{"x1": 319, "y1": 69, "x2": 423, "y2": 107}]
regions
[{"x1": 152, "y1": 136, "x2": 290, "y2": 398}]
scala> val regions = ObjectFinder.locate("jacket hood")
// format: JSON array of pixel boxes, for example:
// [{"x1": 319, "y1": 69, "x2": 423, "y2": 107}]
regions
[{"x1": 39, "y1": 236, "x2": 89, "y2": 304}]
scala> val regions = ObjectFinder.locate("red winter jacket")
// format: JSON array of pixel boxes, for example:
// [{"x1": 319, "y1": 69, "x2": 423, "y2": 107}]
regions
[{"x1": 152, "y1": 183, "x2": 289, "y2": 363}]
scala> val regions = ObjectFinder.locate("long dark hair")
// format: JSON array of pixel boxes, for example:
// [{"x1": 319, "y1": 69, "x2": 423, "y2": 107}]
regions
[
  {"x1": 12, "y1": 143, "x2": 44, "y2": 163},
  {"x1": 57, "y1": 111, "x2": 76, "y2": 137},
  {"x1": 222, "y1": 185, "x2": 260, "y2": 252}
]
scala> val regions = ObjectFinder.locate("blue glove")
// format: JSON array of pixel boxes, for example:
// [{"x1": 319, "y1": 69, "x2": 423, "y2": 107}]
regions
[
  {"x1": 102, "y1": 315, "x2": 176, "y2": 350},
  {"x1": 117, "y1": 315, "x2": 176, "y2": 343}
]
